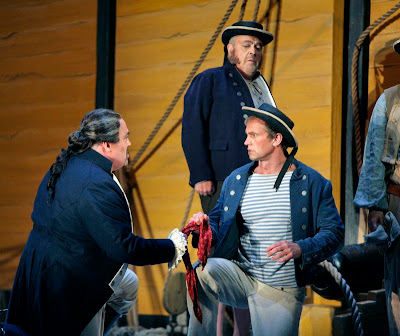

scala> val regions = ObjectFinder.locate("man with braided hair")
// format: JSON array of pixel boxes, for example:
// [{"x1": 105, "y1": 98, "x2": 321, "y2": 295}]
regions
[{"x1": 4, "y1": 109, "x2": 187, "y2": 336}]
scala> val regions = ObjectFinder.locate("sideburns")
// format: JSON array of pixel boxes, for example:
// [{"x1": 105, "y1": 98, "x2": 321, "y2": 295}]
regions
[{"x1": 228, "y1": 47, "x2": 239, "y2": 65}]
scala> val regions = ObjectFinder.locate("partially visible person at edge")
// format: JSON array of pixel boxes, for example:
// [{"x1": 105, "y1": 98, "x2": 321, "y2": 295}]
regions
[
  {"x1": 186, "y1": 103, "x2": 344, "y2": 336},
  {"x1": 354, "y1": 38, "x2": 400, "y2": 336},
  {"x1": 182, "y1": 20, "x2": 276, "y2": 334},
  {"x1": 4, "y1": 109, "x2": 187, "y2": 336}
]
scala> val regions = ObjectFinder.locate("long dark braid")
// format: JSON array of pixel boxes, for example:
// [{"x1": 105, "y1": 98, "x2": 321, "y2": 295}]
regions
[{"x1": 47, "y1": 108, "x2": 121, "y2": 202}]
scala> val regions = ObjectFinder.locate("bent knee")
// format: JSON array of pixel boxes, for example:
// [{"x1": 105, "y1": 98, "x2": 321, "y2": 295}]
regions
[
  {"x1": 121, "y1": 269, "x2": 139, "y2": 300},
  {"x1": 196, "y1": 258, "x2": 228, "y2": 280}
]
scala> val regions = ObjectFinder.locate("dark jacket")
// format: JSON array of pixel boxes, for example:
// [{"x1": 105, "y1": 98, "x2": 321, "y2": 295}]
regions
[
  {"x1": 208, "y1": 160, "x2": 344, "y2": 287},
  {"x1": 5, "y1": 149, "x2": 175, "y2": 335},
  {"x1": 182, "y1": 62, "x2": 274, "y2": 186}
]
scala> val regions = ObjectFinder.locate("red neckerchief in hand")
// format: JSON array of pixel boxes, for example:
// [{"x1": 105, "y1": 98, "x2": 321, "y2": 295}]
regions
[{"x1": 181, "y1": 218, "x2": 212, "y2": 323}]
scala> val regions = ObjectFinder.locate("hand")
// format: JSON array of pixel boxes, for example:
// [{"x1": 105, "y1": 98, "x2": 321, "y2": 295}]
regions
[
  {"x1": 194, "y1": 181, "x2": 215, "y2": 196},
  {"x1": 368, "y1": 210, "x2": 384, "y2": 232},
  {"x1": 266, "y1": 240, "x2": 302, "y2": 263},
  {"x1": 188, "y1": 212, "x2": 209, "y2": 235}
]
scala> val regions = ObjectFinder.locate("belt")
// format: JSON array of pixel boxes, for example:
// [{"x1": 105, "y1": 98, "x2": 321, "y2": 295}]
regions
[{"x1": 387, "y1": 183, "x2": 400, "y2": 197}]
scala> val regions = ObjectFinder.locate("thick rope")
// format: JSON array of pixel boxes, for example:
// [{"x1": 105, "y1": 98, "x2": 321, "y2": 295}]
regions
[
  {"x1": 126, "y1": 0, "x2": 239, "y2": 172},
  {"x1": 238, "y1": 0, "x2": 248, "y2": 21},
  {"x1": 252, "y1": 0, "x2": 261, "y2": 21},
  {"x1": 180, "y1": 188, "x2": 195, "y2": 230},
  {"x1": 352, "y1": 1, "x2": 400, "y2": 175},
  {"x1": 319, "y1": 260, "x2": 364, "y2": 336}
]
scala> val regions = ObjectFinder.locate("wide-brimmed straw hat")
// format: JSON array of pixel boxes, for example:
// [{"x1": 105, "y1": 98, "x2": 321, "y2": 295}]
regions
[
  {"x1": 394, "y1": 39, "x2": 400, "y2": 54},
  {"x1": 242, "y1": 103, "x2": 298, "y2": 190},
  {"x1": 221, "y1": 21, "x2": 273, "y2": 46}
]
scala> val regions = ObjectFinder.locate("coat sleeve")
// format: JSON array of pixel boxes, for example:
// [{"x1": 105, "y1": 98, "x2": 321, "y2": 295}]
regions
[
  {"x1": 78, "y1": 179, "x2": 175, "y2": 266},
  {"x1": 296, "y1": 180, "x2": 344, "y2": 268},
  {"x1": 354, "y1": 93, "x2": 389, "y2": 211},
  {"x1": 182, "y1": 72, "x2": 214, "y2": 186}
]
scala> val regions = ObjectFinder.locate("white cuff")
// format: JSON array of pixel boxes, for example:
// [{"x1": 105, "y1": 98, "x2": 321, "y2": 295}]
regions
[{"x1": 168, "y1": 228, "x2": 188, "y2": 271}]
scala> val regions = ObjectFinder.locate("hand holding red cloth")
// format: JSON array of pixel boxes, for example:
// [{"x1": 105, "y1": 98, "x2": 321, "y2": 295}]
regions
[{"x1": 181, "y1": 214, "x2": 212, "y2": 323}]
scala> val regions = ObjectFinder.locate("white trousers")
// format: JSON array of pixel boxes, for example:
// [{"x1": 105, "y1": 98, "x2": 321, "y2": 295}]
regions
[
  {"x1": 187, "y1": 258, "x2": 305, "y2": 336},
  {"x1": 81, "y1": 269, "x2": 139, "y2": 336}
]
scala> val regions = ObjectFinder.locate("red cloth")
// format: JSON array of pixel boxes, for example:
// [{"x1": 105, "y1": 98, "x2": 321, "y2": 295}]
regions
[{"x1": 181, "y1": 218, "x2": 212, "y2": 323}]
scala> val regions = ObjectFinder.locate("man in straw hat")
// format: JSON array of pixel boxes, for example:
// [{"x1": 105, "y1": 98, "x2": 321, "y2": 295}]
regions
[
  {"x1": 354, "y1": 39, "x2": 400, "y2": 335},
  {"x1": 186, "y1": 103, "x2": 344, "y2": 335}
]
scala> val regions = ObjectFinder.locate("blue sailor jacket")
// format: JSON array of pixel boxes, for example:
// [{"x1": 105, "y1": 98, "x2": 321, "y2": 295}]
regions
[
  {"x1": 5, "y1": 149, "x2": 175, "y2": 335},
  {"x1": 182, "y1": 61, "x2": 275, "y2": 187},
  {"x1": 207, "y1": 160, "x2": 344, "y2": 287}
]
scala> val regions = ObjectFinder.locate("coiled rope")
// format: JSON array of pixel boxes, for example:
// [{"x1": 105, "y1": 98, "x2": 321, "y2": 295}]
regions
[
  {"x1": 352, "y1": 1, "x2": 400, "y2": 175},
  {"x1": 319, "y1": 260, "x2": 364, "y2": 336}
]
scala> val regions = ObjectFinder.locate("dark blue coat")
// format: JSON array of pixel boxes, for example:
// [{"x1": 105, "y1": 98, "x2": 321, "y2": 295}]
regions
[
  {"x1": 182, "y1": 62, "x2": 274, "y2": 186},
  {"x1": 5, "y1": 149, "x2": 175, "y2": 336},
  {"x1": 207, "y1": 160, "x2": 344, "y2": 287}
]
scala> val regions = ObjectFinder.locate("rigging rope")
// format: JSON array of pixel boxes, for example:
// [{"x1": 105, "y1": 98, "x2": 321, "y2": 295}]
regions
[
  {"x1": 125, "y1": 0, "x2": 241, "y2": 229},
  {"x1": 252, "y1": 0, "x2": 261, "y2": 21},
  {"x1": 180, "y1": 188, "x2": 195, "y2": 230},
  {"x1": 352, "y1": 1, "x2": 400, "y2": 175},
  {"x1": 238, "y1": 0, "x2": 248, "y2": 21},
  {"x1": 126, "y1": 0, "x2": 239, "y2": 172}
]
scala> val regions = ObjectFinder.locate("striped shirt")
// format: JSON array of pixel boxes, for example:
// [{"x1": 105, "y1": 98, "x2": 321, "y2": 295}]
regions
[{"x1": 234, "y1": 171, "x2": 297, "y2": 287}]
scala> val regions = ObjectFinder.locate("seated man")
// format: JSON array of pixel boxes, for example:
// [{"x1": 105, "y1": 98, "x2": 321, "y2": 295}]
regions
[{"x1": 187, "y1": 103, "x2": 344, "y2": 336}]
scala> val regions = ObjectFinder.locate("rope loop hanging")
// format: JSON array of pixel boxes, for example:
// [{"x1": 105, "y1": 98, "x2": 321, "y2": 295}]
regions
[{"x1": 352, "y1": 1, "x2": 400, "y2": 175}]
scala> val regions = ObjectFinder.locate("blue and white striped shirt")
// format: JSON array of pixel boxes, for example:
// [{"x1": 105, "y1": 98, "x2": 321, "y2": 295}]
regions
[{"x1": 234, "y1": 171, "x2": 297, "y2": 287}]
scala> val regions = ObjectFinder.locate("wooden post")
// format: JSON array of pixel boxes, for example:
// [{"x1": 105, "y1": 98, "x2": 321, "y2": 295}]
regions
[{"x1": 342, "y1": 0, "x2": 370, "y2": 246}]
